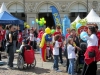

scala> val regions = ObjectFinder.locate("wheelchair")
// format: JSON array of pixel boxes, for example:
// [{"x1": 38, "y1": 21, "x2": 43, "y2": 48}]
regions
[{"x1": 17, "y1": 46, "x2": 36, "y2": 69}]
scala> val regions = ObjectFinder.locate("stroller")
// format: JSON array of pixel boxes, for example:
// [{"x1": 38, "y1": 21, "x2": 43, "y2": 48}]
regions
[
  {"x1": 76, "y1": 41, "x2": 87, "y2": 73},
  {"x1": 17, "y1": 45, "x2": 36, "y2": 69}
]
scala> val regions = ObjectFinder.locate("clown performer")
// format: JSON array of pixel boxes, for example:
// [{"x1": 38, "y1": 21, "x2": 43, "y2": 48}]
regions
[
  {"x1": 40, "y1": 27, "x2": 52, "y2": 62},
  {"x1": 53, "y1": 25, "x2": 63, "y2": 64}
]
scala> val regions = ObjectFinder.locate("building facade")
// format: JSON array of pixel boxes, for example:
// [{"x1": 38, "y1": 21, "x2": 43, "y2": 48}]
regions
[{"x1": 1, "y1": 0, "x2": 100, "y2": 28}]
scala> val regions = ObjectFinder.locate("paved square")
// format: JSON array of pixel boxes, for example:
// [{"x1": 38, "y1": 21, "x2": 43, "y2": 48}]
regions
[{"x1": 0, "y1": 52, "x2": 100, "y2": 75}]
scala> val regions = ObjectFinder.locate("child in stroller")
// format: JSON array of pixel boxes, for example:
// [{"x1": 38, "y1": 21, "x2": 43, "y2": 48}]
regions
[
  {"x1": 76, "y1": 40, "x2": 87, "y2": 73},
  {"x1": 17, "y1": 39, "x2": 36, "y2": 69}
]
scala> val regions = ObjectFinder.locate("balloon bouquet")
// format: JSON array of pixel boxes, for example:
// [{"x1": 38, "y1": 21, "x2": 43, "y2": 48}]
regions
[
  {"x1": 36, "y1": 18, "x2": 46, "y2": 27},
  {"x1": 71, "y1": 19, "x2": 88, "y2": 41}
]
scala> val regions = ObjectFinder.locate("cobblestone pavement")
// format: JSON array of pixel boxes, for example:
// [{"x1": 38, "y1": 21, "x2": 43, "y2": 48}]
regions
[{"x1": 0, "y1": 52, "x2": 100, "y2": 75}]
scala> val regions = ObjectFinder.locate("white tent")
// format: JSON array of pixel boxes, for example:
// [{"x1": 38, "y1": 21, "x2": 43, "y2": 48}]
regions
[
  {"x1": 0, "y1": 2, "x2": 10, "y2": 13},
  {"x1": 86, "y1": 9, "x2": 100, "y2": 23},
  {"x1": 74, "y1": 15, "x2": 81, "y2": 22}
]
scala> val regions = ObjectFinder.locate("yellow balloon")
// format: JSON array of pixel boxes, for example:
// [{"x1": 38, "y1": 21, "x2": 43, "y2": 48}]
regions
[
  {"x1": 44, "y1": 21, "x2": 46, "y2": 24},
  {"x1": 45, "y1": 27, "x2": 51, "y2": 34},
  {"x1": 36, "y1": 19, "x2": 38, "y2": 22},
  {"x1": 26, "y1": 25, "x2": 30, "y2": 28}
]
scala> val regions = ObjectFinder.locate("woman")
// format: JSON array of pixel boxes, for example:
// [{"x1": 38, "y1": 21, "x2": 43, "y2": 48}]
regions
[
  {"x1": 82, "y1": 26, "x2": 100, "y2": 75},
  {"x1": 6, "y1": 25, "x2": 14, "y2": 68}
]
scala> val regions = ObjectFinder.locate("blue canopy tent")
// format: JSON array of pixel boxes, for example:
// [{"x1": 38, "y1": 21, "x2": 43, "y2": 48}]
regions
[{"x1": 0, "y1": 11, "x2": 24, "y2": 30}]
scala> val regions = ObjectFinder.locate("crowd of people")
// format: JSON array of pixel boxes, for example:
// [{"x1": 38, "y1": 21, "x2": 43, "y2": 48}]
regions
[{"x1": 0, "y1": 24, "x2": 100, "y2": 75}]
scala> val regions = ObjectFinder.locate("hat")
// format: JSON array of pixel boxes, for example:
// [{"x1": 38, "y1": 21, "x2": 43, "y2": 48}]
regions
[{"x1": 22, "y1": 39, "x2": 27, "y2": 44}]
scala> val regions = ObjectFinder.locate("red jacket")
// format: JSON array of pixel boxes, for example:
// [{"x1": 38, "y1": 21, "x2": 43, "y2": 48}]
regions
[{"x1": 84, "y1": 46, "x2": 100, "y2": 65}]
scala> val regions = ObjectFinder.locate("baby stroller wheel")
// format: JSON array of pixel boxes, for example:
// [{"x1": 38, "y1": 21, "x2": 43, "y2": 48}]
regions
[
  {"x1": 31, "y1": 58, "x2": 36, "y2": 68},
  {"x1": 17, "y1": 55, "x2": 24, "y2": 69}
]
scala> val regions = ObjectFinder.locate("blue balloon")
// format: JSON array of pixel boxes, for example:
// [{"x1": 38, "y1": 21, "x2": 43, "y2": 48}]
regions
[
  {"x1": 76, "y1": 23, "x2": 82, "y2": 29},
  {"x1": 80, "y1": 31, "x2": 88, "y2": 41},
  {"x1": 32, "y1": 21, "x2": 35, "y2": 25}
]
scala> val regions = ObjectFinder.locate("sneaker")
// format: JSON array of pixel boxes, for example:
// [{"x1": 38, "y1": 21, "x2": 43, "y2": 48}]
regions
[
  {"x1": 56, "y1": 69, "x2": 62, "y2": 72},
  {"x1": 7, "y1": 66, "x2": 15, "y2": 70},
  {"x1": 53, "y1": 68, "x2": 57, "y2": 71},
  {"x1": 74, "y1": 73, "x2": 78, "y2": 75}
]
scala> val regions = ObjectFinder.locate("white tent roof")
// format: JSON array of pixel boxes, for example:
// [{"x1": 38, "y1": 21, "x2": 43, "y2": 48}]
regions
[
  {"x1": 86, "y1": 9, "x2": 100, "y2": 23},
  {"x1": 0, "y1": 2, "x2": 10, "y2": 13},
  {"x1": 74, "y1": 15, "x2": 81, "y2": 22}
]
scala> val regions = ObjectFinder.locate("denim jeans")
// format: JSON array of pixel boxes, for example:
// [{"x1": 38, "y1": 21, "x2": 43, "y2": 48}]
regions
[
  {"x1": 8, "y1": 45, "x2": 14, "y2": 67},
  {"x1": 53, "y1": 55, "x2": 59, "y2": 70},
  {"x1": 13, "y1": 40, "x2": 17, "y2": 53},
  {"x1": 68, "y1": 58, "x2": 75, "y2": 75},
  {"x1": 59, "y1": 47, "x2": 63, "y2": 64}
]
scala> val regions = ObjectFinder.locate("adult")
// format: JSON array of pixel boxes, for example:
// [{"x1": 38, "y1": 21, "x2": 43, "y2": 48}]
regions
[
  {"x1": 0, "y1": 25, "x2": 5, "y2": 51},
  {"x1": 53, "y1": 25, "x2": 63, "y2": 64},
  {"x1": 95, "y1": 25, "x2": 100, "y2": 49},
  {"x1": 66, "y1": 28, "x2": 70, "y2": 39},
  {"x1": 81, "y1": 26, "x2": 100, "y2": 75},
  {"x1": 12, "y1": 27, "x2": 18, "y2": 52},
  {"x1": 6, "y1": 25, "x2": 14, "y2": 68},
  {"x1": 33, "y1": 28, "x2": 38, "y2": 50},
  {"x1": 22, "y1": 27, "x2": 28, "y2": 39}
]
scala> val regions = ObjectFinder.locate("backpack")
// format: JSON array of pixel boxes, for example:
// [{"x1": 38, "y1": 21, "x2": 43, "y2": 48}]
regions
[
  {"x1": 78, "y1": 42, "x2": 87, "y2": 55},
  {"x1": 24, "y1": 46, "x2": 35, "y2": 64}
]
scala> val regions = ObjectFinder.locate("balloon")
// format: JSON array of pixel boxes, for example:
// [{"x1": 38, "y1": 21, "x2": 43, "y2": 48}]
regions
[
  {"x1": 45, "y1": 27, "x2": 51, "y2": 34},
  {"x1": 44, "y1": 21, "x2": 46, "y2": 24},
  {"x1": 71, "y1": 22, "x2": 76, "y2": 30},
  {"x1": 76, "y1": 23, "x2": 82, "y2": 29},
  {"x1": 32, "y1": 21, "x2": 35, "y2": 25},
  {"x1": 80, "y1": 31, "x2": 88, "y2": 41},
  {"x1": 26, "y1": 25, "x2": 30, "y2": 28},
  {"x1": 39, "y1": 21, "x2": 43, "y2": 26},
  {"x1": 36, "y1": 19, "x2": 38, "y2": 23},
  {"x1": 51, "y1": 29, "x2": 55, "y2": 34},
  {"x1": 24, "y1": 22, "x2": 27, "y2": 25}
]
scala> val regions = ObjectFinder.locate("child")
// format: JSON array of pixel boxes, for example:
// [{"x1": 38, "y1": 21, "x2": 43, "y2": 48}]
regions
[
  {"x1": 17, "y1": 39, "x2": 31, "y2": 58},
  {"x1": 37, "y1": 37, "x2": 40, "y2": 51},
  {"x1": 53, "y1": 34, "x2": 62, "y2": 72},
  {"x1": 46, "y1": 42, "x2": 50, "y2": 59},
  {"x1": 67, "y1": 38, "x2": 77, "y2": 75}
]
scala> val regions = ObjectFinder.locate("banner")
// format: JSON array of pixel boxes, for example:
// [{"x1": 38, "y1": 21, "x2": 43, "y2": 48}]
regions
[
  {"x1": 63, "y1": 15, "x2": 70, "y2": 36},
  {"x1": 50, "y1": 6, "x2": 62, "y2": 26}
]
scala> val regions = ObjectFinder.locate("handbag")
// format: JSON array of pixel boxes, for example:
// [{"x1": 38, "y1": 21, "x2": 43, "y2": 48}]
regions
[{"x1": 88, "y1": 50, "x2": 95, "y2": 58}]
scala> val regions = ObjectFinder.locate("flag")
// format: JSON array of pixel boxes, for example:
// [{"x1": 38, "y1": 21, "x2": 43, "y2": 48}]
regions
[{"x1": 50, "y1": 6, "x2": 62, "y2": 26}]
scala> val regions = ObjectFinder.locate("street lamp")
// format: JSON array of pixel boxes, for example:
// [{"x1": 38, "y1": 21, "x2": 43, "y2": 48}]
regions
[
  {"x1": 15, "y1": 3, "x2": 17, "y2": 16},
  {"x1": 87, "y1": 0, "x2": 88, "y2": 14},
  {"x1": 23, "y1": 0, "x2": 26, "y2": 21}
]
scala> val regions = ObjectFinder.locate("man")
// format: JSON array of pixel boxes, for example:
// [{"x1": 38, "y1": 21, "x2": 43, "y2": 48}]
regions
[{"x1": 53, "y1": 25, "x2": 63, "y2": 64}]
